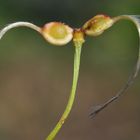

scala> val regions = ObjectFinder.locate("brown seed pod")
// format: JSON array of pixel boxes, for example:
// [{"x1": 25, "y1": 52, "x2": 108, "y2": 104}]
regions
[
  {"x1": 41, "y1": 22, "x2": 73, "y2": 46},
  {"x1": 83, "y1": 14, "x2": 114, "y2": 36}
]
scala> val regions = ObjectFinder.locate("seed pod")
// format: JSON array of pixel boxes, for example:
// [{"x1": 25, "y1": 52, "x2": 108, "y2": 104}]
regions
[
  {"x1": 83, "y1": 14, "x2": 113, "y2": 36},
  {"x1": 41, "y1": 22, "x2": 73, "y2": 46}
]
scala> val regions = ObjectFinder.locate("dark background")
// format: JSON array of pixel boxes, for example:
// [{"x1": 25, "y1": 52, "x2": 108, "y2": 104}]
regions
[{"x1": 0, "y1": 0, "x2": 140, "y2": 140}]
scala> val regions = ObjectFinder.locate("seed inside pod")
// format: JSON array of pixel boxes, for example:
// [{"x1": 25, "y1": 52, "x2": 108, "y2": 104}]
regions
[
  {"x1": 83, "y1": 15, "x2": 114, "y2": 36},
  {"x1": 41, "y1": 22, "x2": 73, "y2": 46}
]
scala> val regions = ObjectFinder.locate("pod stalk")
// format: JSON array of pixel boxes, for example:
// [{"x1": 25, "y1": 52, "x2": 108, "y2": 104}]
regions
[
  {"x1": 0, "y1": 22, "x2": 41, "y2": 39},
  {"x1": 90, "y1": 15, "x2": 140, "y2": 118},
  {"x1": 46, "y1": 30, "x2": 84, "y2": 140}
]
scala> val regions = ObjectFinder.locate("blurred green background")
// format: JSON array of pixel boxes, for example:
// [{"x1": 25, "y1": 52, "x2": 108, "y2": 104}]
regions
[{"x1": 0, "y1": 0, "x2": 140, "y2": 140}]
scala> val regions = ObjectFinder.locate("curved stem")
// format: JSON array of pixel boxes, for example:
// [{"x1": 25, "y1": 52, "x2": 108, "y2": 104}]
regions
[
  {"x1": 0, "y1": 22, "x2": 41, "y2": 39},
  {"x1": 0, "y1": 22, "x2": 84, "y2": 140},
  {"x1": 46, "y1": 41, "x2": 83, "y2": 140},
  {"x1": 90, "y1": 15, "x2": 140, "y2": 118}
]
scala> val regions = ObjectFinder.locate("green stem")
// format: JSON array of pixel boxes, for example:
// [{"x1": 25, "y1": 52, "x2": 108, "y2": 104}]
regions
[{"x1": 46, "y1": 41, "x2": 83, "y2": 140}]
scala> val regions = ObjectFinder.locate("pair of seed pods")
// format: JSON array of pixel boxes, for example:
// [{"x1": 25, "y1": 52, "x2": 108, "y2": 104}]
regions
[{"x1": 0, "y1": 15, "x2": 140, "y2": 139}]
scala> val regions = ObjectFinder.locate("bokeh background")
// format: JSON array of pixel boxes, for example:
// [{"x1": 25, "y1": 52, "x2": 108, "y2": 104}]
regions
[{"x1": 0, "y1": 0, "x2": 140, "y2": 140}]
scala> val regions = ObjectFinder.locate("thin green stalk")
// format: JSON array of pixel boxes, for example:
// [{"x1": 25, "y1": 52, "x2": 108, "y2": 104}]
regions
[
  {"x1": 46, "y1": 41, "x2": 83, "y2": 140},
  {"x1": 0, "y1": 21, "x2": 84, "y2": 140}
]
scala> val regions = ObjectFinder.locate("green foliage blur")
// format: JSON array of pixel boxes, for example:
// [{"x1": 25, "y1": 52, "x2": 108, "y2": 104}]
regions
[{"x1": 0, "y1": 0, "x2": 140, "y2": 140}]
